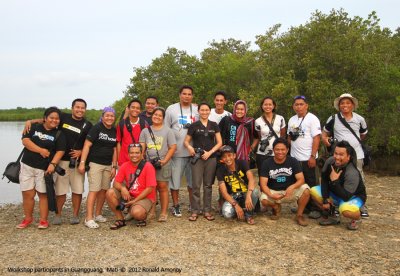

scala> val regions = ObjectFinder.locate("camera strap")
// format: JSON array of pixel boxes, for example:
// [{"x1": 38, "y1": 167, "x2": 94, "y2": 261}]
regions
[
  {"x1": 261, "y1": 114, "x2": 279, "y2": 139},
  {"x1": 336, "y1": 113, "x2": 363, "y2": 145},
  {"x1": 127, "y1": 159, "x2": 146, "y2": 191},
  {"x1": 147, "y1": 127, "x2": 161, "y2": 160},
  {"x1": 179, "y1": 104, "x2": 193, "y2": 127}
]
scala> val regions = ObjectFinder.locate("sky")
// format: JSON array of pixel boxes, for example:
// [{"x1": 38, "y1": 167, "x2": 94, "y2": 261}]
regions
[{"x1": 0, "y1": 0, "x2": 398, "y2": 110}]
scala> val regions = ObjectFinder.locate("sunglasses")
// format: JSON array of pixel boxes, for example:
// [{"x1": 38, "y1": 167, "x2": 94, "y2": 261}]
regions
[
  {"x1": 128, "y1": 143, "x2": 142, "y2": 151},
  {"x1": 294, "y1": 95, "x2": 306, "y2": 100}
]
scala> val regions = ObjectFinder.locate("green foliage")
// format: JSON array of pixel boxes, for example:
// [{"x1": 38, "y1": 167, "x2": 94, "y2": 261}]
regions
[{"x1": 123, "y1": 9, "x2": 400, "y2": 155}]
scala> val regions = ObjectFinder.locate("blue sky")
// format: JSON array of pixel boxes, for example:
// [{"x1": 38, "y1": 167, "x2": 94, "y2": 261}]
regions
[{"x1": 0, "y1": 0, "x2": 398, "y2": 110}]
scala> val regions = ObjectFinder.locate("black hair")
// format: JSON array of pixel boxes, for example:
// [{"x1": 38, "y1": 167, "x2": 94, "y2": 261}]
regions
[
  {"x1": 335, "y1": 140, "x2": 356, "y2": 159},
  {"x1": 197, "y1": 102, "x2": 211, "y2": 111},
  {"x1": 260, "y1": 96, "x2": 277, "y2": 113},
  {"x1": 71, "y1": 98, "x2": 87, "y2": 108},
  {"x1": 43, "y1": 106, "x2": 61, "y2": 119},
  {"x1": 127, "y1": 99, "x2": 142, "y2": 108},
  {"x1": 214, "y1": 90, "x2": 227, "y2": 100},
  {"x1": 272, "y1": 138, "x2": 289, "y2": 149},
  {"x1": 179, "y1": 85, "x2": 194, "y2": 94},
  {"x1": 152, "y1": 107, "x2": 166, "y2": 118},
  {"x1": 145, "y1": 95, "x2": 158, "y2": 104}
]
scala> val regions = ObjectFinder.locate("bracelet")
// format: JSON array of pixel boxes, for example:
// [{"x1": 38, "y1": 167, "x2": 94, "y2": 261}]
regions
[
  {"x1": 310, "y1": 154, "x2": 316, "y2": 159},
  {"x1": 248, "y1": 189, "x2": 254, "y2": 192},
  {"x1": 80, "y1": 161, "x2": 86, "y2": 163},
  {"x1": 50, "y1": 162, "x2": 57, "y2": 168}
]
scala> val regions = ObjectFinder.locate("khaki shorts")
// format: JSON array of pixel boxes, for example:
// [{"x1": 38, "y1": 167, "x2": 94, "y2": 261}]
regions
[
  {"x1": 19, "y1": 162, "x2": 50, "y2": 193},
  {"x1": 88, "y1": 162, "x2": 112, "y2": 192},
  {"x1": 260, "y1": 184, "x2": 310, "y2": 204},
  {"x1": 156, "y1": 162, "x2": 172, "y2": 182},
  {"x1": 113, "y1": 188, "x2": 153, "y2": 213},
  {"x1": 55, "y1": 160, "x2": 85, "y2": 195}
]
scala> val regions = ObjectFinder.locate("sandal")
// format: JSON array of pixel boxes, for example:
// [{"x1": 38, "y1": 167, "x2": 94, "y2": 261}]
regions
[
  {"x1": 188, "y1": 214, "x2": 198, "y2": 221},
  {"x1": 158, "y1": 214, "x2": 168, "y2": 222},
  {"x1": 110, "y1": 219, "x2": 126, "y2": 230},
  {"x1": 84, "y1": 219, "x2": 99, "y2": 229},
  {"x1": 136, "y1": 220, "x2": 147, "y2": 227},
  {"x1": 204, "y1": 213, "x2": 215, "y2": 221},
  {"x1": 246, "y1": 216, "x2": 255, "y2": 225}
]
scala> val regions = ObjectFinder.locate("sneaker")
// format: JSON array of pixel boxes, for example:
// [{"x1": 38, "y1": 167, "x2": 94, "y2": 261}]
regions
[
  {"x1": 94, "y1": 215, "x2": 107, "y2": 223},
  {"x1": 296, "y1": 215, "x2": 308, "y2": 226},
  {"x1": 347, "y1": 219, "x2": 362, "y2": 230},
  {"x1": 308, "y1": 210, "x2": 321, "y2": 219},
  {"x1": 319, "y1": 216, "x2": 340, "y2": 226},
  {"x1": 84, "y1": 219, "x2": 99, "y2": 229},
  {"x1": 38, "y1": 220, "x2": 49, "y2": 229},
  {"x1": 70, "y1": 216, "x2": 80, "y2": 225},
  {"x1": 52, "y1": 216, "x2": 62, "y2": 225},
  {"x1": 171, "y1": 205, "x2": 182, "y2": 217},
  {"x1": 16, "y1": 218, "x2": 33, "y2": 229},
  {"x1": 360, "y1": 206, "x2": 369, "y2": 219}
]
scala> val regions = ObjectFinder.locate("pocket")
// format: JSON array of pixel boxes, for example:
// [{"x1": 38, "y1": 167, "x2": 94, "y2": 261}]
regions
[{"x1": 162, "y1": 162, "x2": 172, "y2": 179}]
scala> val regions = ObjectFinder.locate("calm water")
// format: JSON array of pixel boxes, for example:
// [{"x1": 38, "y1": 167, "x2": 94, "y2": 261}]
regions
[{"x1": 0, "y1": 122, "x2": 88, "y2": 205}]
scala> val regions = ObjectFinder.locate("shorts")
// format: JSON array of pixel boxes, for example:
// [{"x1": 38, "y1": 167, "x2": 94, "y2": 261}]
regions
[
  {"x1": 19, "y1": 162, "x2": 47, "y2": 193},
  {"x1": 112, "y1": 188, "x2": 153, "y2": 213},
  {"x1": 169, "y1": 157, "x2": 192, "y2": 190},
  {"x1": 310, "y1": 185, "x2": 364, "y2": 214},
  {"x1": 55, "y1": 160, "x2": 85, "y2": 195},
  {"x1": 156, "y1": 161, "x2": 172, "y2": 182},
  {"x1": 87, "y1": 162, "x2": 112, "y2": 192},
  {"x1": 260, "y1": 184, "x2": 310, "y2": 204}
]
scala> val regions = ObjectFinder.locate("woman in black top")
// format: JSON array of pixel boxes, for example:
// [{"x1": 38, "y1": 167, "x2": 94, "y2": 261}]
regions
[
  {"x1": 79, "y1": 107, "x2": 117, "y2": 229},
  {"x1": 184, "y1": 103, "x2": 222, "y2": 221},
  {"x1": 17, "y1": 107, "x2": 66, "y2": 229}
]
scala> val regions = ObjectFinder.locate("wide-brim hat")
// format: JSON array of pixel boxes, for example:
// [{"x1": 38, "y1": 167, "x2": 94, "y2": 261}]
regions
[{"x1": 333, "y1": 93, "x2": 359, "y2": 111}]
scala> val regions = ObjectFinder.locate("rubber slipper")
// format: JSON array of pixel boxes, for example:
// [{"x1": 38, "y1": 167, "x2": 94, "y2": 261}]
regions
[
  {"x1": 188, "y1": 214, "x2": 198, "y2": 221},
  {"x1": 136, "y1": 220, "x2": 147, "y2": 227},
  {"x1": 84, "y1": 219, "x2": 99, "y2": 229},
  {"x1": 204, "y1": 214, "x2": 215, "y2": 221},
  {"x1": 110, "y1": 219, "x2": 126, "y2": 230},
  {"x1": 158, "y1": 214, "x2": 168, "y2": 222},
  {"x1": 246, "y1": 217, "x2": 255, "y2": 225}
]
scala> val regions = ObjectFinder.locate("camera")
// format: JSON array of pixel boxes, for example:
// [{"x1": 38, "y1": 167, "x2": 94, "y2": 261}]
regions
[
  {"x1": 183, "y1": 123, "x2": 191, "y2": 129},
  {"x1": 116, "y1": 200, "x2": 126, "y2": 211},
  {"x1": 289, "y1": 131, "x2": 300, "y2": 141},
  {"x1": 259, "y1": 138, "x2": 270, "y2": 152},
  {"x1": 150, "y1": 156, "x2": 162, "y2": 170},
  {"x1": 191, "y1": 148, "x2": 205, "y2": 165},
  {"x1": 69, "y1": 157, "x2": 77, "y2": 168},
  {"x1": 232, "y1": 192, "x2": 245, "y2": 207},
  {"x1": 328, "y1": 137, "x2": 338, "y2": 145},
  {"x1": 55, "y1": 165, "x2": 66, "y2": 176}
]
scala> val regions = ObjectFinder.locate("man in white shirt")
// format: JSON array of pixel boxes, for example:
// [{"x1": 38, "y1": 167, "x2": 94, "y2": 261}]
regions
[{"x1": 209, "y1": 91, "x2": 231, "y2": 124}]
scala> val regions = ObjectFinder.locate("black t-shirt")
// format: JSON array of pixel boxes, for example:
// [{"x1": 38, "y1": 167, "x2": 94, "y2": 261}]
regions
[
  {"x1": 21, "y1": 124, "x2": 66, "y2": 170},
  {"x1": 187, "y1": 120, "x2": 220, "y2": 158},
  {"x1": 218, "y1": 116, "x2": 256, "y2": 152},
  {"x1": 59, "y1": 113, "x2": 93, "y2": 161},
  {"x1": 216, "y1": 160, "x2": 249, "y2": 194},
  {"x1": 260, "y1": 156, "x2": 302, "y2": 191},
  {"x1": 86, "y1": 123, "x2": 117, "y2": 165}
]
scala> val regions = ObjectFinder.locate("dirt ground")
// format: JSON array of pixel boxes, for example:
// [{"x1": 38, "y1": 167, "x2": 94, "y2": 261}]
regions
[{"x1": 0, "y1": 173, "x2": 399, "y2": 275}]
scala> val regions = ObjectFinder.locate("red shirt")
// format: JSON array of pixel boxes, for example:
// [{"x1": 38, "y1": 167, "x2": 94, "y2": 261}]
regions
[
  {"x1": 115, "y1": 161, "x2": 157, "y2": 202},
  {"x1": 116, "y1": 121, "x2": 143, "y2": 166}
]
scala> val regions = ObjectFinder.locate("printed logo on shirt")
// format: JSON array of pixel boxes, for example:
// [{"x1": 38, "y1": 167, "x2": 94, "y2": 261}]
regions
[
  {"x1": 128, "y1": 175, "x2": 140, "y2": 191},
  {"x1": 62, "y1": 123, "x2": 81, "y2": 134},
  {"x1": 269, "y1": 167, "x2": 293, "y2": 180},
  {"x1": 98, "y1": 132, "x2": 117, "y2": 142},
  {"x1": 147, "y1": 136, "x2": 163, "y2": 151},
  {"x1": 229, "y1": 125, "x2": 237, "y2": 142},
  {"x1": 33, "y1": 131, "x2": 55, "y2": 141},
  {"x1": 178, "y1": 115, "x2": 191, "y2": 125},
  {"x1": 224, "y1": 170, "x2": 247, "y2": 193}
]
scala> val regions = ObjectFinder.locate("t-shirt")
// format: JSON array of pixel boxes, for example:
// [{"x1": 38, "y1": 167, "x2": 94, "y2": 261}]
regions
[
  {"x1": 165, "y1": 103, "x2": 199, "y2": 157},
  {"x1": 59, "y1": 113, "x2": 92, "y2": 161},
  {"x1": 116, "y1": 117, "x2": 146, "y2": 166},
  {"x1": 85, "y1": 122, "x2": 117, "y2": 165},
  {"x1": 260, "y1": 156, "x2": 302, "y2": 191},
  {"x1": 187, "y1": 120, "x2": 220, "y2": 158},
  {"x1": 324, "y1": 112, "x2": 368, "y2": 159},
  {"x1": 216, "y1": 160, "x2": 250, "y2": 194},
  {"x1": 218, "y1": 116, "x2": 257, "y2": 153},
  {"x1": 139, "y1": 125, "x2": 176, "y2": 160},
  {"x1": 21, "y1": 124, "x2": 66, "y2": 170},
  {"x1": 209, "y1": 109, "x2": 231, "y2": 124},
  {"x1": 254, "y1": 114, "x2": 286, "y2": 156},
  {"x1": 115, "y1": 161, "x2": 157, "y2": 202},
  {"x1": 139, "y1": 111, "x2": 153, "y2": 126},
  {"x1": 287, "y1": 112, "x2": 321, "y2": 161}
]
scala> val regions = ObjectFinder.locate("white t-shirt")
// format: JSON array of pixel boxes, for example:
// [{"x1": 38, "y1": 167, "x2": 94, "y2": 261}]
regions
[
  {"x1": 254, "y1": 114, "x2": 286, "y2": 156},
  {"x1": 209, "y1": 108, "x2": 231, "y2": 124},
  {"x1": 287, "y1": 112, "x2": 321, "y2": 161}
]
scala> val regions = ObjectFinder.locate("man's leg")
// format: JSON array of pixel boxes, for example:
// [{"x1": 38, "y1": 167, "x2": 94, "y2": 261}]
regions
[
  {"x1": 260, "y1": 192, "x2": 281, "y2": 220},
  {"x1": 70, "y1": 164, "x2": 85, "y2": 224},
  {"x1": 130, "y1": 199, "x2": 153, "y2": 226},
  {"x1": 53, "y1": 160, "x2": 70, "y2": 224},
  {"x1": 295, "y1": 184, "x2": 310, "y2": 226},
  {"x1": 169, "y1": 157, "x2": 185, "y2": 217},
  {"x1": 339, "y1": 197, "x2": 363, "y2": 230}
]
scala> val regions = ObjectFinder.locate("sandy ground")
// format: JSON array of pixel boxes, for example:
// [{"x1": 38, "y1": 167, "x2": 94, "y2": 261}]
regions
[{"x1": 0, "y1": 173, "x2": 399, "y2": 275}]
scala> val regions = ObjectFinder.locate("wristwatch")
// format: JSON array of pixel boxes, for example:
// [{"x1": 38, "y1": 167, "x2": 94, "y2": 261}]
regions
[{"x1": 231, "y1": 201, "x2": 237, "y2": 207}]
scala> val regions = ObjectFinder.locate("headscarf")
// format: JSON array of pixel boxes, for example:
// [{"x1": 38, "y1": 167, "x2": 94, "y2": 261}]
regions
[
  {"x1": 100, "y1": 106, "x2": 116, "y2": 122},
  {"x1": 230, "y1": 100, "x2": 254, "y2": 161}
]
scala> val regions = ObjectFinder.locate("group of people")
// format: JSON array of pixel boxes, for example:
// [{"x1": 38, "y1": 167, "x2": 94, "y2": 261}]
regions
[{"x1": 16, "y1": 86, "x2": 368, "y2": 231}]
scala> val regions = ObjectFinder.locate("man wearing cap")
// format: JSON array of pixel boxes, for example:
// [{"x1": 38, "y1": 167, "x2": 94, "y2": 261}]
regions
[
  {"x1": 322, "y1": 93, "x2": 368, "y2": 217},
  {"x1": 216, "y1": 145, "x2": 259, "y2": 224},
  {"x1": 259, "y1": 138, "x2": 310, "y2": 226},
  {"x1": 287, "y1": 95, "x2": 321, "y2": 218}
]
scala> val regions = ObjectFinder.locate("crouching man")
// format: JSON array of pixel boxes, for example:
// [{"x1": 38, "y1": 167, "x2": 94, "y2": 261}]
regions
[
  {"x1": 259, "y1": 138, "x2": 310, "y2": 226},
  {"x1": 216, "y1": 145, "x2": 259, "y2": 225},
  {"x1": 310, "y1": 140, "x2": 366, "y2": 230},
  {"x1": 106, "y1": 143, "x2": 156, "y2": 229}
]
